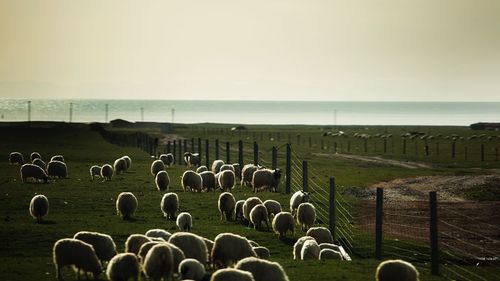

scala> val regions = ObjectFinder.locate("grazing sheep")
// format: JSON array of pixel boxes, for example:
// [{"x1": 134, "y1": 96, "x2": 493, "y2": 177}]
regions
[
  {"x1": 100, "y1": 164, "x2": 113, "y2": 181},
  {"x1": 51, "y1": 155, "x2": 65, "y2": 162},
  {"x1": 241, "y1": 164, "x2": 260, "y2": 187},
  {"x1": 319, "y1": 243, "x2": 341, "y2": 252},
  {"x1": 272, "y1": 212, "x2": 294, "y2": 238},
  {"x1": 184, "y1": 152, "x2": 201, "y2": 167},
  {"x1": 218, "y1": 192, "x2": 236, "y2": 221},
  {"x1": 30, "y1": 151, "x2": 41, "y2": 161},
  {"x1": 138, "y1": 241, "x2": 161, "y2": 263},
  {"x1": 218, "y1": 170, "x2": 235, "y2": 192},
  {"x1": 121, "y1": 156, "x2": 132, "y2": 170},
  {"x1": 297, "y1": 203, "x2": 316, "y2": 231},
  {"x1": 375, "y1": 259, "x2": 420, "y2": 281},
  {"x1": 203, "y1": 238, "x2": 214, "y2": 263},
  {"x1": 252, "y1": 169, "x2": 281, "y2": 192},
  {"x1": 182, "y1": 170, "x2": 203, "y2": 192},
  {"x1": 116, "y1": 192, "x2": 138, "y2": 220},
  {"x1": 146, "y1": 228, "x2": 172, "y2": 241},
  {"x1": 210, "y1": 268, "x2": 255, "y2": 281},
  {"x1": 214, "y1": 172, "x2": 221, "y2": 190},
  {"x1": 179, "y1": 258, "x2": 206, "y2": 281},
  {"x1": 159, "y1": 153, "x2": 174, "y2": 167},
  {"x1": 32, "y1": 158, "x2": 46, "y2": 170},
  {"x1": 290, "y1": 190, "x2": 309, "y2": 215},
  {"x1": 253, "y1": 246, "x2": 270, "y2": 259},
  {"x1": 106, "y1": 253, "x2": 140, "y2": 281},
  {"x1": 301, "y1": 239, "x2": 320, "y2": 260},
  {"x1": 235, "y1": 200, "x2": 245, "y2": 222},
  {"x1": 306, "y1": 227, "x2": 334, "y2": 244},
  {"x1": 168, "y1": 232, "x2": 208, "y2": 264},
  {"x1": 151, "y1": 160, "x2": 165, "y2": 176},
  {"x1": 235, "y1": 257, "x2": 290, "y2": 281},
  {"x1": 143, "y1": 244, "x2": 174, "y2": 281},
  {"x1": 73, "y1": 231, "x2": 117, "y2": 265},
  {"x1": 232, "y1": 163, "x2": 242, "y2": 180},
  {"x1": 243, "y1": 197, "x2": 263, "y2": 222},
  {"x1": 212, "y1": 159, "x2": 225, "y2": 173},
  {"x1": 47, "y1": 160, "x2": 68, "y2": 178},
  {"x1": 176, "y1": 212, "x2": 193, "y2": 232},
  {"x1": 212, "y1": 233, "x2": 257, "y2": 268},
  {"x1": 199, "y1": 171, "x2": 216, "y2": 192},
  {"x1": 114, "y1": 158, "x2": 127, "y2": 175},
  {"x1": 293, "y1": 236, "x2": 315, "y2": 260},
  {"x1": 250, "y1": 204, "x2": 269, "y2": 231},
  {"x1": 29, "y1": 194, "x2": 49, "y2": 222},
  {"x1": 263, "y1": 200, "x2": 282, "y2": 220},
  {"x1": 196, "y1": 165, "x2": 208, "y2": 173},
  {"x1": 161, "y1": 192, "x2": 178, "y2": 220},
  {"x1": 125, "y1": 234, "x2": 152, "y2": 255},
  {"x1": 89, "y1": 165, "x2": 101, "y2": 181},
  {"x1": 319, "y1": 249, "x2": 343, "y2": 260},
  {"x1": 165, "y1": 242, "x2": 186, "y2": 274},
  {"x1": 53, "y1": 238, "x2": 102, "y2": 281},
  {"x1": 155, "y1": 170, "x2": 170, "y2": 191},
  {"x1": 248, "y1": 240, "x2": 260, "y2": 247},
  {"x1": 219, "y1": 164, "x2": 235, "y2": 173},
  {"x1": 20, "y1": 163, "x2": 48, "y2": 183}
]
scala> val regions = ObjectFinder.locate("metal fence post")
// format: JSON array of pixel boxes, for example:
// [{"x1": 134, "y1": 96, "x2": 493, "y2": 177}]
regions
[
  {"x1": 238, "y1": 140, "x2": 243, "y2": 168},
  {"x1": 272, "y1": 146, "x2": 277, "y2": 170},
  {"x1": 173, "y1": 140, "x2": 177, "y2": 164},
  {"x1": 329, "y1": 177, "x2": 336, "y2": 241},
  {"x1": 197, "y1": 138, "x2": 202, "y2": 160},
  {"x1": 215, "y1": 139, "x2": 220, "y2": 160},
  {"x1": 430, "y1": 191, "x2": 439, "y2": 275},
  {"x1": 285, "y1": 144, "x2": 291, "y2": 194},
  {"x1": 375, "y1": 187, "x2": 383, "y2": 259},
  {"x1": 226, "y1": 142, "x2": 230, "y2": 163},
  {"x1": 302, "y1": 161, "x2": 308, "y2": 193},
  {"x1": 205, "y1": 139, "x2": 210, "y2": 167},
  {"x1": 253, "y1": 141, "x2": 259, "y2": 165}
]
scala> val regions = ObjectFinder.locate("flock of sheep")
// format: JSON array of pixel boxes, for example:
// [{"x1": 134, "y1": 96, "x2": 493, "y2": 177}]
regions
[{"x1": 9, "y1": 150, "x2": 420, "y2": 281}]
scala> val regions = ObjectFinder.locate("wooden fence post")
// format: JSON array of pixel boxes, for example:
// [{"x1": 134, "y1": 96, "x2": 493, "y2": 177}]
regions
[
  {"x1": 430, "y1": 191, "x2": 439, "y2": 275},
  {"x1": 253, "y1": 141, "x2": 259, "y2": 165},
  {"x1": 226, "y1": 142, "x2": 230, "y2": 163},
  {"x1": 178, "y1": 139, "x2": 182, "y2": 166},
  {"x1": 215, "y1": 139, "x2": 220, "y2": 160},
  {"x1": 272, "y1": 146, "x2": 277, "y2": 170},
  {"x1": 205, "y1": 139, "x2": 210, "y2": 167},
  {"x1": 329, "y1": 177, "x2": 336, "y2": 241},
  {"x1": 375, "y1": 187, "x2": 383, "y2": 259},
  {"x1": 173, "y1": 140, "x2": 177, "y2": 164},
  {"x1": 238, "y1": 140, "x2": 243, "y2": 168}
]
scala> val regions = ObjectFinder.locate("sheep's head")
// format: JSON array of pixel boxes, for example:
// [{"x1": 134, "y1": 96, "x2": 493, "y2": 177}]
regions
[{"x1": 273, "y1": 169, "x2": 282, "y2": 180}]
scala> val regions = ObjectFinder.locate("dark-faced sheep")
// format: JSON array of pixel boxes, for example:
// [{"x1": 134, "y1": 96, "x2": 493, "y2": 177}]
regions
[
  {"x1": 182, "y1": 170, "x2": 202, "y2": 192},
  {"x1": 252, "y1": 169, "x2": 281, "y2": 192},
  {"x1": 184, "y1": 152, "x2": 201, "y2": 167},
  {"x1": 20, "y1": 163, "x2": 48, "y2": 183},
  {"x1": 53, "y1": 238, "x2": 102, "y2": 281}
]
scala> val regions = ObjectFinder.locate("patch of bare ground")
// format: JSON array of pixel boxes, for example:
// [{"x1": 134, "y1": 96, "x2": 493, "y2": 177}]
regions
[{"x1": 314, "y1": 152, "x2": 432, "y2": 169}]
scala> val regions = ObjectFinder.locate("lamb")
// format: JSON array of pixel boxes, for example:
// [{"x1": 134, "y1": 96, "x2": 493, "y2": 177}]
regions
[
  {"x1": 89, "y1": 165, "x2": 101, "y2": 181},
  {"x1": 289, "y1": 190, "x2": 309, "y2": 215},
  {"x1": 196, "y1": 165, "x2": 208, "y2": 173},
  {"x1": 73, "y1": 231, "x2": 117, "y2": 265},
  {"x1": 29, "y1": 194, "x2": 49, "y2": 222},
  {"x1": 159, "y1": 153, "x2": 174, "y2": 167},
  {"x1": 375, "y1": 259, "x2": 420, "y2": 281},
  {"x1": 168, "y1": 232, "x2": 208, "y2": 264},
  {"x1": 199, "y1": 171, "x2": 216, "y2": 192},
  {"x1": 32, "y1": 158, "x2": 46, "y2": 171},
  {"x1": 263, "y1": 200, "x2": 282, "y2": 221},
  {"x1": 146, "y1": 228, "x2": 172, "y2": 241},
  {"x1": 53, "y1": 238, "x2": 102, "y2": 281},
  {"x1": 218, "y1": 192, "x2": 236, "y2": 221},
  {"x1": 300, "y1": 239, "x2": 320, "y2": 260},
  {"x1": 250, "y1": 204, "x2": 269, "y2": 231},
  {"x1": 243, "y1": 197, "x2": 263, "y2": 223},
  {"x1": 182, "y1": 170, "x2": 202, "y2": 192},
  {"x1": 306, "y1": 227, "x2": 334, "y2": 244},
  {"x1": 160, "y1": 192, "x2": 178, "y2": 220},
  {"x1": 30, "y1": 151, "x2": 41, "y2": 161},
  {"x1": 179, "y1": 258, "x2": 206, "y2": 281},
  {"x1": 297, "y1": 203, "x2": 316, "y2": 231},
  {"x1": 20, "y1": 163, "x2": 48, "y2": 183},
  {"x1": 125, "y1": 234, "x2": 152, "y2": 255},
  {"x1": 252, "y1": 169, "x2": 281, "y2": 192},
  {"x1": 252, "y1": 246, "x2": 270, "y2": 259},
  {"x1": 184, "y1": 152, "x2": 201, "y2": 167},
  {"x1": 116, "y1": 192, "x2": 138, "y2": 220},
  {"x1": 113, "y1": 158, "x2": 127, "y2": 175},
  {"x1": 51, "y1": 155, "x2": 65, "y2": 162},
  {"x1": 212, "y1": 159, "x2": 225, "y2": 173},
  {"x1": 150, "y1": 160, "x2": 165, "y2": 176},
  {"x1": 319, "y1": 249, "x2": 343, "y2": 260},
  {"x1": 235, "y1": 257, "x2": 290, "y2": 281},
  {"x1": 211, "y1": 232, "x2": 257, "y2": 268},
  {"x1": 143, "y1": 244, "x2": 174, "y2": 281},
  {"x1": 241, "y1": 164, "x2": 260, "y2": 187},
  {"x1": 219, "y1": 164, "x2": 235, "y2": 173},
  {"x1": 155, "y1": 170, "x2": 170, "y2": 191},
  {"x1": 121, "y1": 156, "x2": 132, "y2": 170},
  {"x1": 100, "y1": 164, "x2": 113, "y2": 181},
  {"x1": 106, "y1": 253, "x2": 140, "y2": 281},
  {"x1": 218, "y1": 170, "x2": 235, "y2": 192},
  {"x1": 176, "y1": 212, "x2": 193, "y2": 231},
  {"x1": 210, "y1": 268, "x2": 255, "y2": 281},
  {"x1": 235, "y1": 200, "x2": 245, "y2": 222},
  {"x1": 292, "y1": 236, "x2": 315, "y2": 260},
  {"x1": 271, "y1": 212, "x2": 294, "y2": 238},
  {"x1": 47, "y1": 160, "x2": 68, "y2": 178}
]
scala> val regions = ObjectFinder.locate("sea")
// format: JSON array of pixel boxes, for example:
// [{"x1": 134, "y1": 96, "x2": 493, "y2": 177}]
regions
[{"x1": 0, "y1": 99, "x2": 498, "y2": 126}]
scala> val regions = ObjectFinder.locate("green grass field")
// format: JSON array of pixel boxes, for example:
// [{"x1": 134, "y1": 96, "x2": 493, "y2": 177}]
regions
[{"x1": 0, "y1": 123, "x2": 498, "y2": 280}]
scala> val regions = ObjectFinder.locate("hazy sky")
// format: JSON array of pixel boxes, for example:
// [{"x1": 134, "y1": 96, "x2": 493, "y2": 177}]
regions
[{"x1": 1, "y1": 0, "x2": 499, "y2": 101}]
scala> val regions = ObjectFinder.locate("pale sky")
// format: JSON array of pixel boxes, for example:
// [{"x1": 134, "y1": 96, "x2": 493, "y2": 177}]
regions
[{"x1": 1, "y1": 0, "x2": 499, "y2": 101}]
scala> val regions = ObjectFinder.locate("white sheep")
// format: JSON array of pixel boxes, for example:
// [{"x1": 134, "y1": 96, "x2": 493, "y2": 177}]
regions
[
  {"x1": 89, "y1": 165, "x2": 101, "y2": 181},
  {"x1": 168, "y1": 232, "x2": 208, "y2": 265},
  {"x1": 250, "y1": 204, "x2": 269, "y2": 231},
  {"x1": 150, "y1": 159, "x2": 165, "y2": 176},
  {"x1": 248, "y1": 240, "x2": 260, "y2": 247},
  {"x1": 113, "y1": 158, "x2": 127, "y2": 175},
  {"x1": 203, "y1": 238, "x2": 214, "y2": 263},
  {"x1": 106, "y1": 253, "x2": 140, "y2": 281},
  {"x1": 319, "y1": 248, "x2": 343, "y2": 260},
  {"x1": 166, "y1": 242, "x2": 186, "y2": 274},
  {"x1": 160, "y1": 192, "x2": 178, "y2": 220},
  {"x1": 235, "y1": 257, "x2": 290, "y2": 281},
  {"x1": 252, "y1": 246, "x2": 270, "y2": 259},
  {"x1": 375, "y1": 259, "x2": 420, "y2": 281},
  {"x1": 263, "y1": 200, "x2": 282, "y2": 221},
  {"x1": 212, "y1": 232, "x2": 257, "y2": 268},
  {"x1": 218, "y1": 192, "x2": 236, "y2": 221},
  {"x1": 53, "y1": 238, "x2": 102, "y2": 281},
  {"x1": 20, "y1": 163, "x2": 48, "y2": 183},
  {"x1": 182, "y1": 170, "x2": 203, "y2": 192},
  {"x1": 159, "y1": 153, "x2": 174, "y2": 167},
  {"x1": 51, "y1": 155, "x2": 65, "y2": 162},
  {"x1": 252, "y1": 169, "x2": 281, "y2": 192},
  {"x1": 235, "y1": 200, "x2": 245, "y2": 222},
  {"x1": 210, "y1": 268, "x2": 255, "y2": 281},
  {"x1": 176, "y1": 212, "x2": 193, "y2": 232},
  {"x1": 306, "y1": 227, "x2": 334, "y2": 244},
  {"x1": 200, "y1": 171, "x2": 216, "y2": 192},
  {"x1": 243, "y1": 197, "x2": 263, "y2": 223},
  {"x1": 146, "y1": 228, "x2": 172, "y2": 241},
  {"x1": 73, "y1": 231, "x2": 117, "y2": 265},
  {"x1": 179, "y1": 258, "x2": 206, "y2": 281},
  {"x1": 29, "y1": 194, "x2": 49, "y2": 222},
  {"x1": 212, "y1": 159, "x2": 225, "y2": 173},
  {"x1": 116, "y1": 192, "x2": 138, "y2": 220},
  {"x1": 121, "y1": 155, "x2": 132, "y2": 170},
  {"x1": 47, "y1": 160, "x2": 68, "y2": 178},
  {"x1": 241, "y1": 164, "x2": 260, "y2": 187},
  {"x1": 219, "y1": 164, "x2": 235, "y2": 173},
  {"x1": 196, "y1": 165, "x2": 208, "y2": 173},
  {"x1": 232, "y1": 163, "x2": 242, "y2": 180},
  {"x1": 214, "y1": 172, "x2": 221, "y2": 190},
  {"x1": 155, "y1": 170, "x2": 170, "y2": 191},
  {"x1": 32, "y1": 158, "x2": 46, "y2": 171},
  {"x1": 143, "y1": 244, "x2": 174, "y2": 281},
  {"x1": 125, "y1": 234, "x2": 152, "y2": 255},
  {"x1": 272, "y1": 212, "x2": 294, "y2": 238},
  {"x1": 138, "y1": 241, "x2": 161, "y2": 263},
  {"x1": 292, "y1": 236, "x2": 315, "y2": 260},
  {"x1": 301, "y1": 239, "x2": 320, "y2": 260},
  {"x1": 184, "y1": 152, "x2": 200, "y2": 167},
  {"x1": 290, "y1": 190, "x2": 309, "y2": 215},
  {"x1": 319, "y1": 243, "x2": 341, "y2": 252},
  {"x1": 296, "y1": 202, "x2": 316, "y2": 231},
  {"x1": 218, "y1": 170, "x2": 235, "y2": 192},
  {"x1": 30, "y1": 151, "x2": 41, "y2": 161},
  {"x1": 100, "y1": 164, "x2": 113, "y2": 181}
]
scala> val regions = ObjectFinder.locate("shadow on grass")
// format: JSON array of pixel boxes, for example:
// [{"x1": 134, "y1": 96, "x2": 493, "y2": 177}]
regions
[
  {"x1": 38, "y1": 220, "x2": 57, "y2": 225},
  {"x1": 279, "y1": 236, "x2": 297, "y2": 246}
]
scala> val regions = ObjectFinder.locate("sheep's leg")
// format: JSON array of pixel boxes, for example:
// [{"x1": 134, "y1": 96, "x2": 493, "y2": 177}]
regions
[
  {"x1": 265, "y1": 220, "x2": 269, "y2": 231},
  {"x1": 56, "y1": 265, "x2": 63, "y2": 281}
]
